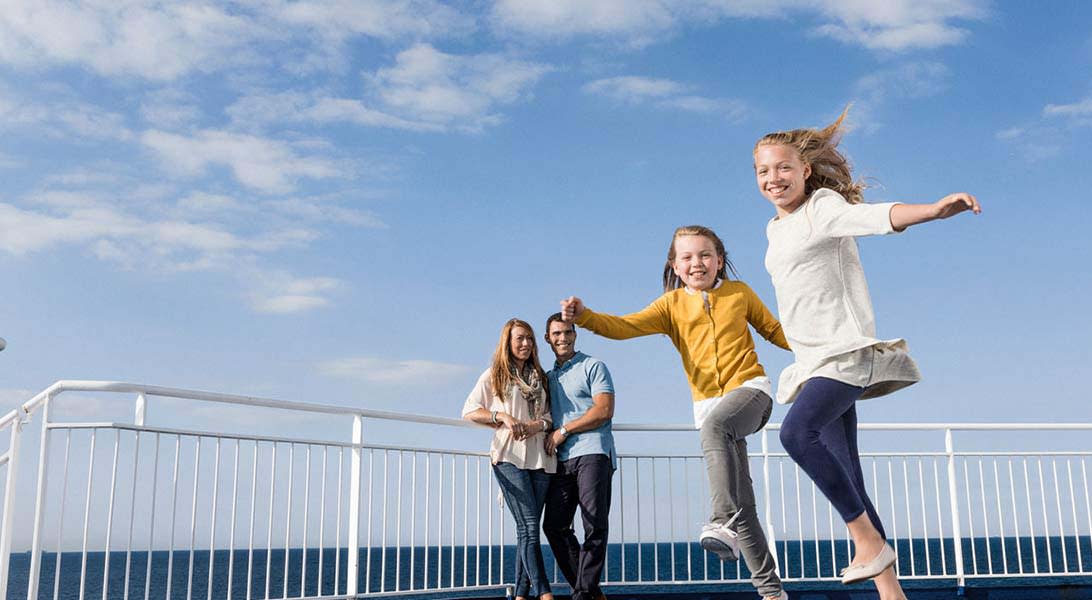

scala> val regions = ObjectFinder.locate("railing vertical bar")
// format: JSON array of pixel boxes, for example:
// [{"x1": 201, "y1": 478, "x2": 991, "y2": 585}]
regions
[
  {"x1": 187, "y1": 438, "x2": 203, "y2": 600},
  {"x1": 53, "y1": 430, "x2": 74, "y2": 600},
  {"x1": 932, "y1": 459, "x2": 947, "y2": 575},
  {"x1": 164, "y1": 432, "x2": 182, "y2": 598},
  {"x1": 283, "y1": 443, "x2": 295, "y2": 599},
  {"x1": 777, "y1": 460, "x2": 786, "y2": 579},
  {"x1": 206, "y1": 438, "x2": 222, "y2": 600},
  {"x1": 366, "y1": 449, "x2": 375, "y2": 594},
  {"x1": 810, "y1": 477, "x2": 819, "y2": 577},
  {"x1": 619, "y1": 456, "x2": 627, "y2": 583},
  {"x1": 436, "y1": 453, "x2": 442, "y2": 590},
  {"x1": 124, "y1": 431, "x2": 143, "y2": 600},
  {"x1": 246, "y1": 442, "x2": 258, "y2": 600},
  {"x1": 26, "y1": 394, "x2": 55, "y2": 600},
  {"x1": 302, "y1": 445, "x2": 312, "y2": 598},
  {"x1": 1008, "y1": 459, "x2": 1023, "y2": 574},
  {"x1": 411, "y1": 452, "x2": 419, "y2": 591},
  {"x1": 485, "y1": 455, "x2": 491, "y2": 586},
  {"x1": 449, "y1": 454, "x2": 456, "y2": 589},
  {"x1": 684, "y1": 457, "x2": 693, "y2": 581},
  {"x1": 918, "y1": 460, "x2": 931, "y2": 575},
  {"x1": 887, "y1": 460, "x2": 898, "y2": 575},
  {"x1": 78, "y1": 429, "x2": 99, "y2": 600},
  {"x1": 827, "y1": 497, "x2": 835, "y2": 578},
  {"x1": 380, "y1": 451, "x2": 389, "y2": 593},
  {"x1": 318, "y1": 445, "x2": 328, "y2": 596},
  {"x1": 346, "y1": 416, "x2": 362, "y2": 597},
  {"x1": 101, "y1": 429, "x2": 122, "y2": 600},
  {"x1": 993, "y1": 460, "x2": 1007, "y2": 575},
  {"x1": 143, "y1": 433, "x2": 163, "y2": 600},
  {"x1": 462, "y1": 455, "x2": 469, "y2": 588},
  {"x1": 902, "y1": 460, "x2": 914, "y2": 577},
  {"x1": 759, "y1": 429, "x2": 775, "y2": 581},
  {"x1": 1082, "y1": 460, "x2": 1091, "y2": 575},
  {"x1": 1023, "y1": 458, "x2": 1039, "y2": 573},
  {"x1": 472, "y1": 455, "x2": 478, "y2": 588},
  {"x1": 963, "y1": 457, "x2": 977, "y2": 574},
  {"x1": 870, "y1": 459, "x2": 879, "y2": 576},
  {"x1": 979, "y1": 459, "x2": 993, "y2": 574},
  {"x1": 795, "y1": 463, "x2": 803, "y2": 579},
  {"x1": 945, "y1": 429, "x2": 966, "y2": 586},
  {"x1": 1065, "y1": 459, "x2": 1081, "y2": 573},
  {"x1": 335, "y1": 448, "x2": 344, "y2": 596},
  {"x1": 227, "y1": 440, "x2": 241, "y2": 600},
  {"x1": 668, "y1": 458, "x2": 676, "y2": 582},
  {"x1": 264, "y1": 443, "x2": 277, "y2": 600},
  {"x1": 424, "y1": 453, "x2": 431, "y2": 589},
  {"x1": 1037, "y1": 458, "x2": 1053, "y2": 572},
  {"x1": 396, "y1": 451, "x2": 404, "y2": 592},
  {"x1": 635, "y1": 458, "x2": 642, "y2": 582},
  {"x1": 1052, "y1": 458, "x2": 1068, "y2": 572}
]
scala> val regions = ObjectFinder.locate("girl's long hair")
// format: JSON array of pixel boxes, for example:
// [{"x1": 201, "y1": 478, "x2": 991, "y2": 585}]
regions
[
  {"x1": 754, "y1": 104, "x2": 867, "y2": 204},
  {"x1": 662, "y1": 225, "x2": 738, "y2": 293},
  {"x1": 489, "y1": 318, "x2": 548, "y2": 403}
]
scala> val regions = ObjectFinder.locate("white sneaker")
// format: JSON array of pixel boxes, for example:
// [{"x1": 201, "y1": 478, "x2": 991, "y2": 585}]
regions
[{"x1": 699, "y1": 512, "x2": 741, "y2": 561}]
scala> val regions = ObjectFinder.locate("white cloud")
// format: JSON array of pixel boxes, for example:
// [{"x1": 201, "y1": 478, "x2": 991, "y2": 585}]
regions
[
  {"x1": 248, "y1": 271, "x2": 344, "y2": 314},
  {"x1": 318, "y1": 357, "x2": 469, "y2": 385},
  {"x1": 584, "y1": 75, "x2": 746, "y2": 119},
  {"x1": 226, "y1": 91, "x2": 442, "y2": 132},
  {"x1": 1044, "y1": 97, "x2": 1092, "y2": 119},
  {"x1": 363, "y1": 43, "x2": 553, "y2": 132},
  {"x1": 141, "y1": 129, "x2": 344, "y2": 193},
  {"x1": 266, "y1": 198, "x2": 388, "y2": 229},
  {"x1": 849, "y1": 62, "x2": 948, "y2": 132},
  {"x1": 275, "y1": 0, "x2": 472, "y2": 41},
  {"x1": 491, "y1": 0, "x2": 985, "y2": 52},
  {"x1": 0, "y1": 86, "x2": 132, "y2": 141},
  {"x1": 0, "y1": 1, "x2": 259, "y2": 80}
]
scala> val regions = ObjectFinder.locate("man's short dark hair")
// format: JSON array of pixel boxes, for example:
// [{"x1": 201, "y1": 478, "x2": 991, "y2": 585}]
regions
[{"x1": 546, "y1": 312, "x2": 572, "y2": 333}]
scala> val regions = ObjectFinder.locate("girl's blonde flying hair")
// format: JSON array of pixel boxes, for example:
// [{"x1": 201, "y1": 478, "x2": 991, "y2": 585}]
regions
[{"x1": 754, "y1": 104, "x2": 866, "y2": 205}]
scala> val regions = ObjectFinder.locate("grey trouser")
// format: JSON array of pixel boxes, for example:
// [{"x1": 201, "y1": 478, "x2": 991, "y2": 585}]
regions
[{"x1": 699, "y1": 386, "x2": 782, "y2": 598}]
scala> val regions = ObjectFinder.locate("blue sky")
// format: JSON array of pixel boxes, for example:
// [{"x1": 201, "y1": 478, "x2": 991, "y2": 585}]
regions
[{"x1": 3, "y1": 0, "x2": 1092, "y2": 438}]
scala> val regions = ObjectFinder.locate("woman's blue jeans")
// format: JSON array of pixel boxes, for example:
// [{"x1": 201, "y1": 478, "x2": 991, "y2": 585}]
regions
[{"x1": 493, "y1": 462, "x2": 552, "y2": 598}]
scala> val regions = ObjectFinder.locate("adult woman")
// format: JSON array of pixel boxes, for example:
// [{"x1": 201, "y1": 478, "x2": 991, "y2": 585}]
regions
[{"x1": 463, "y1": 318, "x2": 557, "y2": 600}]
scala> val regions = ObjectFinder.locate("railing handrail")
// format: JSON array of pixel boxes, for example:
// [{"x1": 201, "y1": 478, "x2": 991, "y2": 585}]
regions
[{"x1": 6, "y1": 380, "x2": 1091, "y2": 433}]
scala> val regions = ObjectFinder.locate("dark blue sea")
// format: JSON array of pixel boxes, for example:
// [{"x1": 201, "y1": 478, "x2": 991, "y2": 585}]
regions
[{"x1": 5, "y1": 536, "x2": 1090, "y2": 599}]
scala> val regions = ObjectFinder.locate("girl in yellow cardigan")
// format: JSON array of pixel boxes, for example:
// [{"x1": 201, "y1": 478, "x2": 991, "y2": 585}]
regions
[{"x1": 561, "y1": 225, "x2": 791, "y2": 600}]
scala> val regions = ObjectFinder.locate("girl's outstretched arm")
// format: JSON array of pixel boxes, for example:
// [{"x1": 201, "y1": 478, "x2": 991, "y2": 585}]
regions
[{"x1": 890, "y1": 192, "x2": 981, "y2": 231}]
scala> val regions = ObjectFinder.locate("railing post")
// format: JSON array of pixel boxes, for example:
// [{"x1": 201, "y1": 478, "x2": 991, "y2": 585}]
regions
[
  {"x1": 761, "y1": 428, "x2": 778, "y2": 566},
  {"x1": 135, "y1": 392, "x2": 147, "y2": 426},
  {"x1": 347, "y1": 414, "x2": 363, "y2": 595},
  {"x1": 0, "y1": 414, "x2": 25, "y2": 599},
  {"x1": 945, "y1": 428, "x2": 966, "y2": 589},
  {"x1": 26, "y1": 393, "x2": 54, "y2": 600}
]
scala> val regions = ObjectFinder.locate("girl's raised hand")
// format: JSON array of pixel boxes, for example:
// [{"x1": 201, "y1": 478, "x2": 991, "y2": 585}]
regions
[
  {"x1": 933, "y1": 193, "x2": 981, "y2": 220},
  {"x1": 560, "y1": 296, "x2": 585, "y2": 322}
]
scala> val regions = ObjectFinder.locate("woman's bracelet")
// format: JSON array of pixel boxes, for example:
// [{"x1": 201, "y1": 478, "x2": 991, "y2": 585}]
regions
[
  {"x1": 491, "y1": 410, "x2": 498, "y2": 425},
  {"x1": 540, "y1": 419, "x2": 548, "y2": 432}
]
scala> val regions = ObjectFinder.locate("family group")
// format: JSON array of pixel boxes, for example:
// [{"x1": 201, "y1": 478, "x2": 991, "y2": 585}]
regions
[{"x1": 462, "y1": 108, "x2": 981, "y2": 600}]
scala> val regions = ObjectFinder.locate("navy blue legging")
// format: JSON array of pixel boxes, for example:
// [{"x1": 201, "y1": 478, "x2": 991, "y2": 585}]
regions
[{"x1": 779, "y1": 377, "x2": 886, "y2": 539}]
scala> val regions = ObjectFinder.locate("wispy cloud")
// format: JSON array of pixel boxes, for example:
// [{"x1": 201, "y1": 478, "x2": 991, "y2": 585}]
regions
[
  {"x1": 997, "y1": 92, "x2": 1092, "y2": 161},
  {"x1": 318, "y1": 357, "x2": 469, "y2": 385},
  {"x1": 1043, "y1": 96, "x2": 1092, "y2": 125},
  {"x1": 850, "y1": 62, "x2": 949, "y2": 131},
  {"x1": 141, "y1": 129, "x2": 345, "y2": 194},
  {"x1": 583, "y1": 75, "x2": 746, "y2": 119},
  {"x1": 491, "y1": 0, "x2": 985, "y2": 52},
  {"x1": 363, "y1": 43, "x2": 553, "y2": 132},
  {"x1": 247, "y1": 270, "x2": 344, "y2": 314},
  {"x1": 0, "y1": 86, "x2": 133, "y2": 141}
]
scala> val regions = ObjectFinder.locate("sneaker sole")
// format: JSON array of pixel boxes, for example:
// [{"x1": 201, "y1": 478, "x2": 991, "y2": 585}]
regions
[{"x1": 700, "y1": 536, "x2": 738, "y2": 561}]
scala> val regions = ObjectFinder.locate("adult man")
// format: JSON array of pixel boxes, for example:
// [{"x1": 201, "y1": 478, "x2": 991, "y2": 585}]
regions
[{"x1": 542, "y1": 312, "x2": 615, "y2": 600}]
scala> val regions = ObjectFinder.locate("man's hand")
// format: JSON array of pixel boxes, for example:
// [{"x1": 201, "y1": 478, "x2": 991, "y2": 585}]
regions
[
  {"x1": 560, "y1": 296, "x2": 585, "y2": 322},
  {"x1": 544, "y1": 429, "x2": 567, "y2": 455}
]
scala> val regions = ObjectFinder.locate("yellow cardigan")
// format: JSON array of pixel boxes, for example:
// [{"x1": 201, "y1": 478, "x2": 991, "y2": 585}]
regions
[{"x1": 576, "y1": 281, "x2": 790, "y2": 402}]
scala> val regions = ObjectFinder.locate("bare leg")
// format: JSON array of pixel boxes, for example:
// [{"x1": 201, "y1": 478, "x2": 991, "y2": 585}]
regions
[{"x1": 846, "y1": 513, "x2": 905, "y2": 600}]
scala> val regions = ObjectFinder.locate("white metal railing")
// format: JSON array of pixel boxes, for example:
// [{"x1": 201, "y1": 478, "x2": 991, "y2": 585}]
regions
[{"x1": 0, "y1": 381, "x2": 1089, "y2": 599}]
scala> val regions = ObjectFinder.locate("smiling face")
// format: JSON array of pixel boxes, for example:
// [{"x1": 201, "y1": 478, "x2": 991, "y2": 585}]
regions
[
  {"x1": 508, "y1": 325, "x2": 535, "y2": 366},
  {"x1": 545, "y1": 319, "x2": 577, "y2": 363},
  {"x1": 671, "y1": 234, "x2": 723, "y2": 292},
  {"x1": 754, "y1": 143, "x2": 811, "y2": 217}
]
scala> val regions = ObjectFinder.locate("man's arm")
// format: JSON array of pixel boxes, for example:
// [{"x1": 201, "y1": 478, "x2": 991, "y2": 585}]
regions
[{"x1": 545, "y1": 392, "x2": 614, "y2": 455}]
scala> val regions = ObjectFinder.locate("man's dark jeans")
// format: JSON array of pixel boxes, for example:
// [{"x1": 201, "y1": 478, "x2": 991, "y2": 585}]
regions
[{"x1": 543, "y1": 453, "x2": 613, "y2": 600}]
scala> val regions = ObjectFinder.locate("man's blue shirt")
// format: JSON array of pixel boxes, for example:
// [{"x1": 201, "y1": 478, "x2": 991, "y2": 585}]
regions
[{"x1": 547, "y1": 351, "x2": 616, "y2": 467}]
